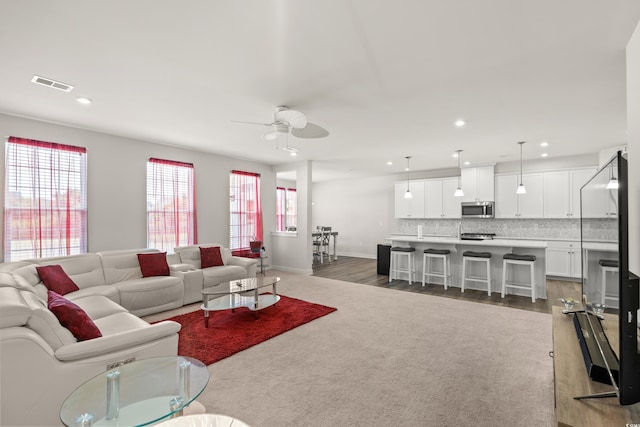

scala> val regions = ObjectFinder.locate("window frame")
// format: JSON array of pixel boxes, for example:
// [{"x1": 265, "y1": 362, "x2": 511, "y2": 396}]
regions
[
  {"x1": 230, "y1": 170, "x2": 262, "y2": 256},
  {"x1": 146, "y1": 157, "x2": 197, "y2": 252},
  {"x1": 4, "y1": 136, "x2": 87, "y2": 261}
]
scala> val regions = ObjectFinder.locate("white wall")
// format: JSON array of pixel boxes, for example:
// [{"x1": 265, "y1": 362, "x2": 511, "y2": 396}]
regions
[
  {"x1": 0, "y1": 113, "x2": 276, "y2": 259},
  {"x1": 312, "y1": 175, "x2": 396, "y2": 258},
  {"x1": 627, "y1": 20, "x2": 640, "y2": 274}
]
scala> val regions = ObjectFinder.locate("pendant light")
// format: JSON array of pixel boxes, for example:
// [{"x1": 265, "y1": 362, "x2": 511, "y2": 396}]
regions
[
  {"x1": 404, "y1": 156, "x2": 413, "y2": 199},
  {"x1": 516, "y1": 141, "x2": 527, "y2": 194},
  {"x1": 606, "y1": 163, "x2": 619, "y2": 190},
  {"x1": 454, "y1": 150, "x2": 464, "y2": 197}
]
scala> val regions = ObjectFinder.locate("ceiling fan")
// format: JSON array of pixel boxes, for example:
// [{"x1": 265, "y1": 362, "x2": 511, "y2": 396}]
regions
[{"x1": 232, "y1": 106, "x2": 329, "y2": 152}]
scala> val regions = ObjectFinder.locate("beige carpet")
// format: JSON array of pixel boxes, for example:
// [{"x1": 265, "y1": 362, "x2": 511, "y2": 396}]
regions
[{"x1": 146, "y1": 270, "x2": 555, "y2": 427}]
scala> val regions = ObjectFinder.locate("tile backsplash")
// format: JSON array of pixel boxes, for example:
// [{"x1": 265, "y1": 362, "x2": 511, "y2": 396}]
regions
[{"x1": 395, "y1": 218, "x2": 617, "y2": 241}]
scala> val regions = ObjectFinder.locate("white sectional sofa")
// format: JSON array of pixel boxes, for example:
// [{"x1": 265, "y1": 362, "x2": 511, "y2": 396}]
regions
[{"x1": 0, "y1": 245, "x2": 257, "y2": 426}]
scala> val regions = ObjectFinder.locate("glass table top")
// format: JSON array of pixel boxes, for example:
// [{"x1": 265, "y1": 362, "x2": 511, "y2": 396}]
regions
[
  {"x1": 202, "y1": 276, "x2": 280, "y2": 296},
  {"x1": 60, "y1": 356, "x2": 209, "y2": 427}
]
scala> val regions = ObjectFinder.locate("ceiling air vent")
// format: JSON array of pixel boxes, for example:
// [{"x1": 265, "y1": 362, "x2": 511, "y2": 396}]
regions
[{"x1": 31, "y1": 75, "x2": 74, "y2": 92}]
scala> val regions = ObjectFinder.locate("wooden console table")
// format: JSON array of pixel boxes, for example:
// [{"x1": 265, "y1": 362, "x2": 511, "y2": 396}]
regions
[{"x1": 552, "y1": 306, "x2": 640, "y2": 426}]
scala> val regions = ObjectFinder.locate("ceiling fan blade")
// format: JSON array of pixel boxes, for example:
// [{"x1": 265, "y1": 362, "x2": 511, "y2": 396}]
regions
[
  {"x1": 291, "y1": 122, "x2": 329, "y2": 138},
  {"x1": 231, "y1": 120, "x2": 272, "y2": 127},
  {"x1": 274, "y1": 109, "x2": 307, "y2": 129}
]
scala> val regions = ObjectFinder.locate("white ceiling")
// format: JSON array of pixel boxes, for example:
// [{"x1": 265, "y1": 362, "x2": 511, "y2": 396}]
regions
[{"x1": 1, "y1": 1, "x2": 639, "y2": 181}]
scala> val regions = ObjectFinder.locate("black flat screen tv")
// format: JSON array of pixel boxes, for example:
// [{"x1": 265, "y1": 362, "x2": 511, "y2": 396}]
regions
[{"x1": 580, "y1": 150, "x2": 640, "y2": 405}]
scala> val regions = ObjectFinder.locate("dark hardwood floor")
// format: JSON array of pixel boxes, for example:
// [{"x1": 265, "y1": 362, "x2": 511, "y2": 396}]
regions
[{"x1": 312, "y1": 256, "x2": 581, "y2": 314}]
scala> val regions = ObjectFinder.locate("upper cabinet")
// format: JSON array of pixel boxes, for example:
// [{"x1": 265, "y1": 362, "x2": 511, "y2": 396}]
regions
[
  {"x1": 394, "y1": 181, "x2": 425, "y2": 218},
  {"x1": 495, "y1": 173, "x2": 543, "y2": 218},
  {"x1": 496, "y1": 167, "x2": 599, "y2": 219},
  {"x1": 425, "y1": 178, "x2": 461, "y2": 218},
  {"x1": 543, "y1": 168, "x2": 598, "y2": 218},
  {"x1": 461, "y1": 166, "x2": 494, "y2": 202}
]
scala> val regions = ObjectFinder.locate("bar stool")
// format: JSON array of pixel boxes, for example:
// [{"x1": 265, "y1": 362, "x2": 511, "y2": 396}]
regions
[
  {"x1": 501, "y1": 253, "x2": 537, "y2": 302},
  {"x1": 599, "y1": 259, "x2": 619, "y2": 306},
  {"x1": 389, "y1": 247, "x2": 416, "y2": 284},
  {"x1": 422, "y1": 249, "x2": 451, "y2": 289},
  {"x1": 461, "y1": 251, "x2": 492, "y2": 295}
]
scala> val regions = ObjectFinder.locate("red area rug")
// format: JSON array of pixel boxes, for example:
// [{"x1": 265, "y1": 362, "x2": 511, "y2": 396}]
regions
[{"x1": 161, "y1": 295, "x2": 337, "y2": 365}]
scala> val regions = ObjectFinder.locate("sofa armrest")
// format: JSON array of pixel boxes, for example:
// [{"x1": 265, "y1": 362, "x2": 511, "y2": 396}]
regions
[
  {"x1": 227, "y1": 256, "x2": 258, "y2": 269},
  {"x1": 54, "y1": 320, "x2": 181, "y2": 361}
]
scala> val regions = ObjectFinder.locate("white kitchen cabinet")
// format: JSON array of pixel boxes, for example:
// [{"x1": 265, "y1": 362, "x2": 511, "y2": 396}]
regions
[
  {"x1": 461, "y1": 165, "x2": 494, "y2": 202},
  {"x1": 580, "y1": 167, "x2": 617, "y2": 218},
  {"x1": 546, "y1": 241, "x2": 581, "y2": 278},
  {"x1": 495, "y1": 174, "x2": 518, "y2": 218},
  {"x1": 543, "y1": 171, "x2": 570, "y2": 218},
  {"x1": 494, "y1": 173, "x2": 543, "y2": 218},
  {"x1": 442, "y1": 178, "x2": 461, "y2": 218},
  {"x1": 394, "y1": 181, "x2": 425, "y2": 218},
  {"x1": 543, "y1": 168, "x2": 598, "y2": 218},
  {"x1": 425, "y1": 178, "x2": 461, "y2": 218},
  {"x1": 517, "y1": 173, "x2": 544, "y2": 218},
  {"x1": 569, "y1": 168, "x2": 598, "y2": 217}
]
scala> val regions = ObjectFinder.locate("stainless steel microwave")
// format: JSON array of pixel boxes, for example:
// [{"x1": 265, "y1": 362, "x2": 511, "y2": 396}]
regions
[{"x1": 461, "y1": 201, "x2": 495, "y2": 218}]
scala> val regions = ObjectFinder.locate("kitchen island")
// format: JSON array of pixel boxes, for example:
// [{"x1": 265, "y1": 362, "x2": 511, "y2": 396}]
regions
[{"x1": 385, "y1": 235, "x2": 548, "y2": 299}]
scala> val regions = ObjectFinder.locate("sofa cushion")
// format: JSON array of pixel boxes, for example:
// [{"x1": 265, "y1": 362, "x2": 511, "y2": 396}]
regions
[
  {"x1": 137, "y1": 252, "x2": 170, "y2": 277},
  {"x1": 98, "y1": 248, "x2": 160, "y2": 285},
  {"x1": 0, "y1": 287, "x2": 31, "y2": 328},
  {"x1": 30, "y1": 254, "x2": 107, "y2": 290},
  {"x1": 71, "y1": 294, "x2": 128, "y2": 320},
  {"x1": 36, "y1": 265, "x2": 79, "y2": 295},
  {"x1": 47, "y1": 291, "x2": 102, "y2": 341},
  {"x1": 200, "y1": 246, "x2": 224, "y2": 268},
  {"x1": 116, "y1": 276, "x2": 184, "y2": 313},
  {"x1": 22, "y1": 291, "x2": 76, "y2": 349},
  {"x1": 175, "y1": 244, "x2": 231, "y2": 268},
  {"x1": 202, "y1": 265, "x2": 248, "y2": 287}
]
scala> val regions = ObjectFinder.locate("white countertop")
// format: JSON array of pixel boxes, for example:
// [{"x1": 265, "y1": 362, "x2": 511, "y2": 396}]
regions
[{"x1": 385, "y1": 235, "x2": 547, "y2": 249}]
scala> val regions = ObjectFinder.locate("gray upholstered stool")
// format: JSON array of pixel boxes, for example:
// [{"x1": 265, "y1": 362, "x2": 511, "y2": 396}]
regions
[
  {"x1": 389, "y1": 247, "x2": 416, "y2": 284},
  {"x1": 461, "y1": 251, "x2": 492, "y2": 295},
  {"x1": 422, "y1": 249, "x2": 451, "y2": 289},
  {"x1": 501, "y1": 253, "x2": 536, "y2": 302},
  {"x1": 599, "y1": 259, "x2": 619, "y2": 306}
]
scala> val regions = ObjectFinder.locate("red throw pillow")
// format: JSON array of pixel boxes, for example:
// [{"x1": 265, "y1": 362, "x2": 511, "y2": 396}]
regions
[
  {"x1": 36, "y1": 264, "x2": 79, "y2": 295},
  {"x1": 200, "y1": 246, "x2": 224, "y2": 268},
  {"x1": 137, "y1": 252, "x2": 170, "y2": 277},
  {"x1": 47, "y1": 290, "x2": 102, "y2": 341}
]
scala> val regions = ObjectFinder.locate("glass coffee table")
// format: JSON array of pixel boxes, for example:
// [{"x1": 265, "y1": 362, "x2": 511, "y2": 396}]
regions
[
  {"x1": 60, "y1": 356, "x2": 209, "y2": 426},
  {"x1": 201, "y1": 276, "x2": 280, "y2": 327}
]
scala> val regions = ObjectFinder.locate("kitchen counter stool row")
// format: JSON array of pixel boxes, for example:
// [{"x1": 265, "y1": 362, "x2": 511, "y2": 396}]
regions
[{"x1": 389, "y1": 246, "x2": 538, "y2": 302}]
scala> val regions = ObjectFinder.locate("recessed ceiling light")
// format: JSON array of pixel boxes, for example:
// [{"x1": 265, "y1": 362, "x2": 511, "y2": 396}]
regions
[
  {"x1": 76, "y1": 97, "x2": 92, "y2": 105},
  {"x1": 387, "y1": 161, "x2": 393, "y2": 166},
  {"x1": 454, "y1": 119, "x2": 466, "y2": 127},
  {"x1": 541, "y1": 153, "x2": 548, "y2": 157},
  {"x1": 464, "y1": 161, "x2": 470, "y2": 165},
  {"x1": 540, "y1": 141, "x2": 549, "y2": 147},
  {"x1": 452, "y1": 152, "x2": 459, "y2": 158}
]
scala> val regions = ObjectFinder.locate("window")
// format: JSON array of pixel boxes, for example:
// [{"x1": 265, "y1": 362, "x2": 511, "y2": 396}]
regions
[
  {"x1": 4, "y1": 136, "x2": 87, "y2": 261},
  {"x1": 147, "y1": 158, "x2": 197, "y2": 252},
  {"x1": 276, "y1": 187, "x2": 297, "y2": 231},
  {"x1": 230, "y1": 170, "x2": 262, "y2": 256}
]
